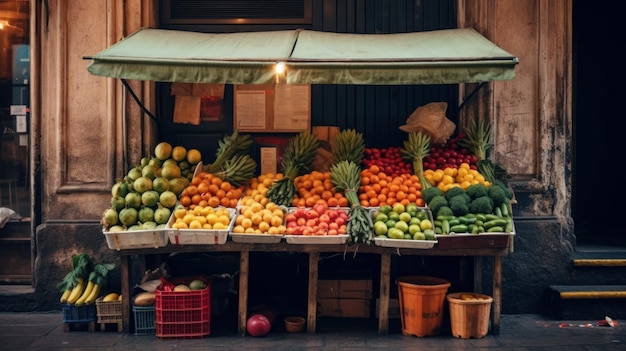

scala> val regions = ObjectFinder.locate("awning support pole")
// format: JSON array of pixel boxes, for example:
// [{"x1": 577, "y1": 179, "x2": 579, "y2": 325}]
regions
[
  {"x1": 120, "y1": 79, "x2": 158, "y2": 122},
  {"x1": 457, "y1": 82, "x2": 486, "y2": 112}
]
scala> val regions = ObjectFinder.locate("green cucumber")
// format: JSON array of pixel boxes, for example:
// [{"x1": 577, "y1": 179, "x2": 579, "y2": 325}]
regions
[
  {"x1": 485, "y1": 214, "x2": 501, "y2": 221},
  {"x1": 487, "y1": 226, "x2": 504, "y2": 232},
  {"x1": 450, "y1": 224, "x2": 469, "y2": 233},
  {"x1": 484, "y1": 218, "x2": 508, "y2": 229},
  {"x1": 501, "y1": 203, "x2": 509, "y2": 217},
  {"x1": 441, "y1": 219, "x2": 450, "y2": 234}
]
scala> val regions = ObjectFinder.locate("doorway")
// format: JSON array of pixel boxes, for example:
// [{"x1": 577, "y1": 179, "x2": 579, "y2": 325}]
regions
[
  {"x1": 0, "y1": 0, "x2": 31, "y2": 284},
  {"x1": 572, "y1": 2, "x2": 623, "y2": 246}
]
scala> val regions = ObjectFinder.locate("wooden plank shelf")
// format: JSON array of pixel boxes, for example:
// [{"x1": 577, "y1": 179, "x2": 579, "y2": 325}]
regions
[{"x1": 115, "y1": 241, "x2": 511, "y2": 336}]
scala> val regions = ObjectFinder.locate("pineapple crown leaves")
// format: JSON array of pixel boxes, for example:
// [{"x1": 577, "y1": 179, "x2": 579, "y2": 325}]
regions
[
  {"x1": 332, "y1": 129, "x2": 365, "y2": 165},
  {"x1": 281, "y1": 131, "x2": 320, "y2": 177},
  {"x1": 209, "y1": 130, "x2": 253, "y2": 173},
  {"x1": 458, "y1": 119, "x2": 493, "y2": 160},
  {"x1": 400, "y1": 131, "x2": 431, "y2": 161}
]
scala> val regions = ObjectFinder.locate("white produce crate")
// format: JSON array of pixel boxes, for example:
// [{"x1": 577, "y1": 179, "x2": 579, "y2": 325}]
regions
[
  {"x1": 103, "y1": 228, "x2": 169, "y2": 250},
  {"x1": 166, "y1": 208, "x2": 236, "y2": 245}
]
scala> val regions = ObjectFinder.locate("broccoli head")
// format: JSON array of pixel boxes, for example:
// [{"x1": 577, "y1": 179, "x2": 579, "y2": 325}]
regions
[
  {"x1": 435, "y1": 206, "x2": 454, "y2": 218},
  {"x1": 469, "y1": 196, "x2": 494, "y2": 214},
  {"x1": 465, "y1": 183, "x2": 489, "y2": 200},
  {"x1": 487, "y1": 184, "x2": 508, "y2": 208},
  {"x1": 493, "y1": 179, "x2": 514, "y2": 199},
  {"x1": 422, "y1": 186, "x2": 443, "y2": 204},
  {"x1": 444, "y1": 186, "x2": 465, "y2": 201},
  {"x1": 448, "y1": 194, "x2": 470, "y2": 216},
  {"x1": 427, "y1": 195, "x2": 448, "y2": 216}
]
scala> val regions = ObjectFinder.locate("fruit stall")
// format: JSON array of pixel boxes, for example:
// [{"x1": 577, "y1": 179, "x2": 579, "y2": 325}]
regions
[{"x1": 82, "y1": 28, "x2": 518, "y2": 337}]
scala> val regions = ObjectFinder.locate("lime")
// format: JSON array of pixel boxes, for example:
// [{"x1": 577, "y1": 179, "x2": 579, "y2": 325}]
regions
[
  {"x1": 423, "y1": 229, "x2": 436, "y2": 240},
  {"x1": 405, "y1": 203, "x2": 419, "y2": 216},
  {"x1": 388, "y1": 212, "x2": 400, "y2": 222},
  {"x1": 379, "y1": 205, "x2": 393, "y2": 215},
  {"x1": 404, "y1": 234, "x2": 412, "y2": 240},
  {"x1": 385, "y1": 219, "x2": 397, "y2": 229}
]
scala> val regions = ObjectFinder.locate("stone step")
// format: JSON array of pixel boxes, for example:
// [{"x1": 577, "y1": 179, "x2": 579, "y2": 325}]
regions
[
  {"x1": 549, "y1": 285, "x2": 626, "y2": 320},
  {"x1": 572, "y1": 249, "x2": 626, "y2": 267}
]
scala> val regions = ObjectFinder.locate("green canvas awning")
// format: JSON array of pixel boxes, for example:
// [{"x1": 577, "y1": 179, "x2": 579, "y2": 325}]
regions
[{"x1": 86, "y1": 27, "x2": 518, "y2": 85}]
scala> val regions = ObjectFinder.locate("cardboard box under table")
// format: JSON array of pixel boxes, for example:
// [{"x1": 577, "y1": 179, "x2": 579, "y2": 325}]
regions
[{"x1": 317, "y1": 274, "x2": 373, "y2": 318}]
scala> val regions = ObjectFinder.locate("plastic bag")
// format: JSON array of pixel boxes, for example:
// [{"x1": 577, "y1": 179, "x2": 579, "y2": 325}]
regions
[{"x1": 399, "y1": 102, "x2": 456, "y2": 144}]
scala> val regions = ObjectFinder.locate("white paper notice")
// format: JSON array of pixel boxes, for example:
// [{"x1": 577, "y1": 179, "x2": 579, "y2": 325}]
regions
[
  {"x1": 236, "y1": 90, "x2": 266, "y2": 130},
  {"x1": 274, "y1": 85, "x2": 310, "y2": 130},
  {"x1": 15, "y1": 115, "x2": 27, "y2": 133},
  {"x1": 260, "y1": 147, "x2": 277, "y2": 175},
  {"x1": 19, "y1": 134, "x2": 28, "y2": 146},
  {"x1": 10, "y1": 105, "x2": 27, "y2": 115}
]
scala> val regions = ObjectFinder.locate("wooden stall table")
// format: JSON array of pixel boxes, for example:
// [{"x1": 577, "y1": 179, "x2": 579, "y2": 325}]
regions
[{"x1": 115, "y1": 240, "x2": 511, "y2": 336}]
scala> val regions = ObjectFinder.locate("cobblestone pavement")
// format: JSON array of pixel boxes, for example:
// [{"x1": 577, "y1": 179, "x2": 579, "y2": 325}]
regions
[{"x1": 0, "y1": 312, "x2": 624, "y2": 350}]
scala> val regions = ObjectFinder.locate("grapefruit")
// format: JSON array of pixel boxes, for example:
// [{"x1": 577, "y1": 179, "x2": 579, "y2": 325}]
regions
[{"x1": 154, "y1": 142, "x2": 173, "y2": 160}]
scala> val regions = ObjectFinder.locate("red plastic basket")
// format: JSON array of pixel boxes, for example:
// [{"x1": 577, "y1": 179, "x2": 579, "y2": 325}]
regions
[{"x1": 155, "y1": 278, "x2": 211, "y2": 338}]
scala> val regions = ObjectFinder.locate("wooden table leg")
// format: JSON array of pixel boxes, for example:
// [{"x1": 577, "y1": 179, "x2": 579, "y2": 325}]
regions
[
  {"x1": 491, "y1": 255, "x2": 502, "y2": 335},
  {"x1": 238, "y1": 250, "x2": 249, "y2": 336},
  {"x1": 307, "y1": 252, "x2": 319, "y2": 334},
  {"x1": 378, "y1": 253, "x2": 391, "y2": 334},
  {"x1": 120, "y1": 255, "x2": 130, "y2": 333}
]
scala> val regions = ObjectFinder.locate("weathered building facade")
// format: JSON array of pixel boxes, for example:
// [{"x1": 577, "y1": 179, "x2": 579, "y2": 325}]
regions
[{"x1": 3, "y1": 0, "x2": 621, "y2": 319}]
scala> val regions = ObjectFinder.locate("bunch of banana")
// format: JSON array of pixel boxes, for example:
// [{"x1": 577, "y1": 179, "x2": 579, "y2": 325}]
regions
[
  {"x1": 215, "y1": 154, "x2": 257, "y2": 187},
  {"x1": 267, "y1": 131, "x2": 320, "y2": 206},
  {"x1": 400, "y1": 131, "x2": 432, "y2": 190},
  {"x1": 206, "y1": 130, "x2": 253, "y2": 174},
  {"x1": 330, "y1": 160, "x2": 373, "y2": 244},
  {"x1": 332, "y1": 129, "x2": 365, "y2": 164},
  {"x1": 58, "y1": 254, "x2": 115, "y2": 306}
]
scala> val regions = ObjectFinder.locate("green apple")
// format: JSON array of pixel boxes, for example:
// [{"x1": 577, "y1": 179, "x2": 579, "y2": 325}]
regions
[
  {"x1": 409, "y1": 217, "x2": 422, "y2": 226},
  {"x1": 408, "y1": 224, "x2": 421, "y2": 235},
  {"x1": 398, "y1": 212, "x2": 412, "y2": 223},
  {"x1": 375, "y1": 213, "x2": 388, "y2": 223},
  {"x1": 374, "y1": 221, "x2": 388, "y2": 236},
  {"x1": 387, "y1": 228, "x2": 404, "y2": 239},
  {"x1": 413, "y1": 232, "x2": 426, "y2": 241},
  {"x1": 394, "y1": 221, "x2": 409, "y2": 233},
  {"x1": 420, "y1": 219, "x2": 433, "y2": 231},
  {"x1": 392, "y1": 203, "x2": 405, "y2": 214}
]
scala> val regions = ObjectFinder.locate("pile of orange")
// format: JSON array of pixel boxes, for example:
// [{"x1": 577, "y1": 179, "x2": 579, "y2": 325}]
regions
[
  {"x1": 242, "y1": 172, "x2": 284, "y2": 207},
  {"x1": 358, "y1": 165, "x2": 424, "y2": 207},
  {"x1": 292, "y1": 171, "x2": 349, "y2": 208},
  {"x1": 178, "y1": 171, "x2": 244, "y2": 209},
  {"x1": 232, "y1": 201, "x2": 286, "y2": 235}
]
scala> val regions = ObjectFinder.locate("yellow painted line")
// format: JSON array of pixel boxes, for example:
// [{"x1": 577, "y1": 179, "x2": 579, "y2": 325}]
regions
[
  {"x1": 560, "y1": 291, "x2": 626, "y2": 299},
  {"x1": 572, "y1": 259, "x2": 626, "y2": 267}
]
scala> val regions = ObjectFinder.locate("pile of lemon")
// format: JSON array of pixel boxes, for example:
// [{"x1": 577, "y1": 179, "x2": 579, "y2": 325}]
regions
[
  {"x1": 170, "y1": 205, "x2": 232, "y2": 230},
  {"x1": 424, "y1": 163, "x2": 490, "y2": 193}
]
